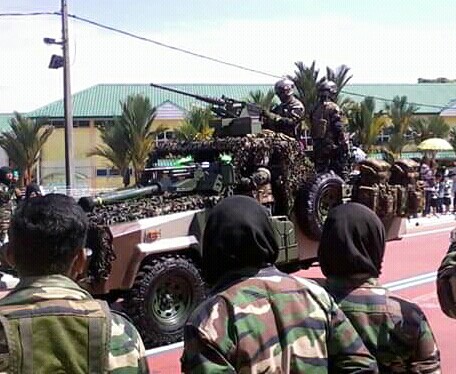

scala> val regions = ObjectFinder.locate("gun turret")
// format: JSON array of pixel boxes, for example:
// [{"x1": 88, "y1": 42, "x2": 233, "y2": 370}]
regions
[
  {"x1": 150, "y1": 83, "x2": 263, "y2": 137},
  {"x1": 78, "y1": 184, "x2": 162, "y2": 213}
]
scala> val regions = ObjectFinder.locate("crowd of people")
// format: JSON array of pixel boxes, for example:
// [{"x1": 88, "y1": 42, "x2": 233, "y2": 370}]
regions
[{"x1": 420, "y1": 157, "x2": 456, "y2": 217}]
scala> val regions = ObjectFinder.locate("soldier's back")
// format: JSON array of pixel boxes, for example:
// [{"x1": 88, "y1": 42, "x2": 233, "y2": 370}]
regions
[
  {"x1": 182, "y1": 266, "x2": 378, "y2": 373},
  {"x1": 327, "y1": 278, "x2": 440, "y2": 373}
]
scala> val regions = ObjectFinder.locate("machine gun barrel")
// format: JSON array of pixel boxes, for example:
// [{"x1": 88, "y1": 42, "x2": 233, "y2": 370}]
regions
[
  {"x1": 78, "y1": 184, "x2": 162, "y2": 213},
  {"x1": 150, "y1": 83, "x2": 225, "y2": 106}
]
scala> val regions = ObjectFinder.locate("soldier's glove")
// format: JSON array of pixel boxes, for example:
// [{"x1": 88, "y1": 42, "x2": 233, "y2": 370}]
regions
[{"x1": 261, "y1": 110, "x2": 280, "y2": 122}]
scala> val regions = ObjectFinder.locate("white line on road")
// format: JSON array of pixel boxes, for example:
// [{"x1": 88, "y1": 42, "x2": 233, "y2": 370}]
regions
[{"x1": 403, "y1": 227, "x2": 453, "y2": 238}]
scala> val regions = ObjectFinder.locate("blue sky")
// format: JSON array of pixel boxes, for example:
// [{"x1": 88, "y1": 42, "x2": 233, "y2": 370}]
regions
[{"x1": 0, "y1": 0, "x2": 455, "y2": 112}]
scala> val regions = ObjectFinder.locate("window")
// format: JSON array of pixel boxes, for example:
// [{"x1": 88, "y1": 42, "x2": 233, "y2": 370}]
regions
[
  {"x1": 156, "y1": 130, "x2": 176, "y2": 144},
  {"x1": 96, "y1": 169, "x2": 108, "y2": 177}
]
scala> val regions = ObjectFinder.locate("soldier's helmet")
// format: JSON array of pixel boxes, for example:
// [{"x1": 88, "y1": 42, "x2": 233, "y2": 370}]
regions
[
  {"x1": 274, "y1": 78, "x2": 295, "y2": 97},
  {"x1": 318, "y1": 80, "x2": 338, "y2": 95}
]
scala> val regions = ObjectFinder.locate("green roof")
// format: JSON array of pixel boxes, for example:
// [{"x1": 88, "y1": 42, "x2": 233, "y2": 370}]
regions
[
  {"x1": 26, "y1": 83, "x2": 456, "y2": 118},
  {"x1": 0, "y1": 113, "x2": 12, "y2": 132}
]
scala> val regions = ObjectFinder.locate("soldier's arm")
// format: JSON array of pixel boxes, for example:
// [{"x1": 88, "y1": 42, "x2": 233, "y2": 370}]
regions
[
  {"x1": 181, "y1": 324, "x2": 235, "y2": 373},
  {"x1": 408, "y1": 315, "x2": 441, "y2": 373},
  {"x1": 437, "y1": 242, "x2": 456, "y2": 318},
  {"x1": 108, "y1": 313, "x2": 150, "y2": 373},
  {"x1": 181, "y1": 298, "x2": 236, "y2": 373},
  {"x1": 327, "y1": 300, "x2": 379, "y2": 373}
]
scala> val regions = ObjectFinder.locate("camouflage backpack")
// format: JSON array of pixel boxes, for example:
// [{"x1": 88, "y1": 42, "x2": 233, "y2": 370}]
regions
[{"x1": 0, "y1": 298, "x2": 111, "y2": 374}]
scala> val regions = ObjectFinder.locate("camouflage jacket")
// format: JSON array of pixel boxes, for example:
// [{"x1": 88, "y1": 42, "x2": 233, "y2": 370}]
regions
[
  {"x1": 271, "y1": 97, "x2": 305, "y2": 139},
  {"x1": 437, "y1": 242, "x2": 456, "y2": 318},
  {"x1": 311, "y1": 100, "x2": 345, "y2": 140},
  {"x1": 0, "y1": 275, "x2": 149, "y2": 373},
  {"x1": 0, "y1": 184, "x2": 14, "y2": 242},
  {"x1": 325, "y1": 277, "x2": 441, "y2": 373},
  {"x1": 181, "y1": 266, "x2": 378, "y2": 373}
]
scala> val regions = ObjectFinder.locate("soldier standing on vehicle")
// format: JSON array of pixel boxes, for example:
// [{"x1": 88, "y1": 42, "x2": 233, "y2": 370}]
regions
[
  {"x1": 0, "y1": 194, "x2": 149, "y2": 373},
  {"x1": 318, "y1": 202, "x2": 441, "y2": 373},
  {"x1": 181, "y1": 195, "x2": 378, "y2": 373},
  {"x1": 262, "y1": 78, "x2": 305, "y2": 140},
  {"x1": 311, "y1": 80, "x2": 349, "y2": 176}
]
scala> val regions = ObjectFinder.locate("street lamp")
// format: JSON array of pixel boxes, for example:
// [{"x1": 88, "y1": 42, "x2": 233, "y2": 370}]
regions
[{"x1": 44, "y1": 0, "x2": 75, "y2": 191}]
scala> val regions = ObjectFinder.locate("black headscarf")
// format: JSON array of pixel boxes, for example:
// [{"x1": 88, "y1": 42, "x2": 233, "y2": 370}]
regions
[
  {"x1": 202, "y1": 195, "x2": 279, "y2": 284},
  {"x1": 25, "y1": 183, "x2": 42, "y2": 199},
  {"x1": 318, "y1": 202, "x2": 386, "y2": 278}
]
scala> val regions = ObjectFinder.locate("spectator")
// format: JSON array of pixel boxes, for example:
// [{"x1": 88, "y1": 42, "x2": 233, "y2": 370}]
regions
[
  {"x1": 24, "y1": 182, "x2": 43, "y2": 199},
  {"x1": 435, "y1": 173, "x2": 444, "y2": 214},
  {"x1": 442, "y1": 171, "x2": 453, "y2": 214},
  {"x1": 0, "y1": 194, "x2": 148, "y2": 373},
  {"x1": 420, "y1": 157, "x2": 436, "y2": 217},
  {"x1": 181, "y1": 195, "x2": 378, "y2": 373},
  {"x1": 318, "y1": 202, "x2": 441, "y2": 373}
]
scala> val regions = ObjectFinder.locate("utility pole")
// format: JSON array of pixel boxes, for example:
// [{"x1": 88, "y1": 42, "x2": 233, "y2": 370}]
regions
[{"x1": 61, "y1": 0, "x2": 75, "y2": 190}]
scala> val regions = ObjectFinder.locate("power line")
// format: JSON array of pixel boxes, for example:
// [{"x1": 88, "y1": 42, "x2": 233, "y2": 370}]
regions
[
  {"x1": 340, "y1": 90, "x2": 450, "y2": 111},
  {"x1": 1, "y1": 11, "x2": 454, "y2": 111},
  {"x1": 0, "y1": 11, "x2": 58, "y2": 17},
  {"x1": 67, "y1": 13, "x2": 282, "y2": 79}
]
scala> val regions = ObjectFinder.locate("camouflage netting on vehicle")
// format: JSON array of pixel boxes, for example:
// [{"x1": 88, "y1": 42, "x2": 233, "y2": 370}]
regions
[{"x1": 85, "y1": 131, "x2": 314, "y2": 280}]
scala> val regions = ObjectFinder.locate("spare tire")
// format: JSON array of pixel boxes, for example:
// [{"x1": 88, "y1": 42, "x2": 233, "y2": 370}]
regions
[{"x1": 295, "y1": 171, "x2": 343, "y2": 240}]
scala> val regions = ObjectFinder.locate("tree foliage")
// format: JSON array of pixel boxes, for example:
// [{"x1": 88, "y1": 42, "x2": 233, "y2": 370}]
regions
[
  {"x1": 175, "y1": 106, "x2": 214, "y2": 141},
  {"x1": 410, "y1": 116, "x2": 450, "y2": 144},
  {"x1": 245, "y1": 89, "x2": 277, "y2": 109},
  {"x1": 290, "y1": 61, "x2": 354, "y2": 128},
  {"x1": 384, "y1": 96, "x2": 419, "y2": 155},
  {"x1": 347, "y1": 97, "x2": 390, "y2": 152},
  {"x1": 88, "y1": 94, "x2": 162, "y2": 185},
  {"x1": 0, "y1": 112, "x2": 54, "y2": 186}
]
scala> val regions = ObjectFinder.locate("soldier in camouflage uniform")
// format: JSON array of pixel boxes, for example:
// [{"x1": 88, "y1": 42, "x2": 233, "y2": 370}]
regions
[
  {"x1": 318, "y1": 202, "x2": 441, "y2": 373},
  {"x1": 181, "y1": 195, "x2": 378, "y2": 373},
  {"x1": 311, "y1": 80, "x2": 349, "y2": 176},
  {"x1": 0, "y1": 167, "x2": 15, "y2": 245},
  {"x1": 0, "y1": 194, "x2": 149, "y2": 373},
  {"x1": 262, "y1": 78, "x2": 305, "y2": 140},
  {"x1": 437, "y1": 238, "x2": 456, "y2": 318}
]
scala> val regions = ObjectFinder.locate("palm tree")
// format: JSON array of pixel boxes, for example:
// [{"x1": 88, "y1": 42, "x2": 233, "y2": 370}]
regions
[
  {"x1": 175, "y1": 106, "x2": 214, "y2": 141},
  {"x1": 0, "y1": 112, "x2": 54, "y2": 186},
  {"x1": 384, "y1": 96, "x2": 419, "y2": 155},
  {"x1": 410, "y1": 116, "x2": 450, "y2": 144},
  {"x1": 325, "y1": 65, "x2": 353, "y2": 100},
  {"x1": 291, "y1": 61, "x2": 354, "y2": 126},
  {"x1": 290, "y1": 61, "x2": 322, "y2": 125},
  {"x1": 449, "y1": 127, "x2": 456, "y2": 151},
  {"x1": 245, "y1": 89, "x2": 277, "y2": 109},
  {"x1": 87, "y1": 121, "x2": 131, "y2": 186},
  {"x1": 117, "y1": 95, "x2": 160, "y2": 184},
  {"x1": 347, "y1": 97, "x2": 390, "y2": 152}
]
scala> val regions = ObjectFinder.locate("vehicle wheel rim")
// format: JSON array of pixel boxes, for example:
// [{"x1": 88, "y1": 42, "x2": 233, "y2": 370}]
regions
[
  {"x1": 149, "y1": 273, "x2": 193, "y2": 329},
  {"x1": 317, "y1": 186, "x2": 340, "y2": 225}
]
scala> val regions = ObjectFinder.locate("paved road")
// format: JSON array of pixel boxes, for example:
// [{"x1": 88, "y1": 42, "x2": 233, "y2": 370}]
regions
[{"x1": 145, "y1": 220, "x2": 456, "y2": 373}]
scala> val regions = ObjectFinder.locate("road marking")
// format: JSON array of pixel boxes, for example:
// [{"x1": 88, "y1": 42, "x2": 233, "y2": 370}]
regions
[
  {"x1": 385, "y1": 272, "x2": 436, "y2": 291},
  {"x1": 403, "y1": 227, "x2": 453, "y2": 238},
  {"x1": 145, "y1": 341, "x2": 184, "y2": 356},
  {"x1": 145, "y1": 271, "x2": 439, "y2": 357}
]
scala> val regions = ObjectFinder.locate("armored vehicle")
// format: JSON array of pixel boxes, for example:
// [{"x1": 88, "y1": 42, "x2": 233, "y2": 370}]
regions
[{"x1": 77, "y1": 84, "x2": 424, "y2": 348}]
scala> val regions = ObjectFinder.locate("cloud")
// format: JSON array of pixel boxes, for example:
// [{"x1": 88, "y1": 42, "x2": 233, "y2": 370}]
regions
[{"x1": 0, "y1": 13, "x2": 455, "y2": 113}]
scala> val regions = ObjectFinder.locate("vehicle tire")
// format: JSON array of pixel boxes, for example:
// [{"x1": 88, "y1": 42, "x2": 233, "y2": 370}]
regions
[
  {"x1": 124, "y1": 254, "x2": 206, "y2": 348},
  {"x1": 294, "y1": 171, "x2": 343, "y2": 241}
]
